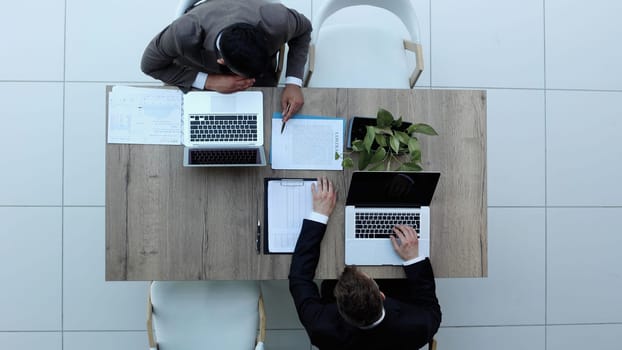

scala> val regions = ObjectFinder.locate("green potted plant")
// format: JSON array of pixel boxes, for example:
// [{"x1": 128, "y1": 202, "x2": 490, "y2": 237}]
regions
[{"x1": 338, "y1": 108, "x2": 438, "y2": 171}]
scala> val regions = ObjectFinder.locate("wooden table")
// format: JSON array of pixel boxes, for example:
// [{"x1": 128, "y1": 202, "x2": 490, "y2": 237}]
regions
[{"x1": 106, "y1": 87, "x2": 487, "y2": 280}]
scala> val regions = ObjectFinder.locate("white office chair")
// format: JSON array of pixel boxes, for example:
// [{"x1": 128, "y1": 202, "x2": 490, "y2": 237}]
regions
[
  {"x1": 147, "y1": 281, "x2": 266, "y2": 350},
  {"x1": 174, "y1": 0, "x2": 205, "y2": 18},
  {"x1": 174, "y1": 0, "x2": 286, "y2": 83},
  {"x1": 304, "y1": 0, "x2": 424, "y2": 88}
]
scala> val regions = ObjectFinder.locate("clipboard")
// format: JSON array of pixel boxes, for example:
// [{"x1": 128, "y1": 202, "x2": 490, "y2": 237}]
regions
[{"x1": 263, "y1": 178, "x2": 316, "y2": 254}]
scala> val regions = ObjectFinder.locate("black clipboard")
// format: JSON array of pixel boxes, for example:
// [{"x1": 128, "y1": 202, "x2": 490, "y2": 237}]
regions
[{"x1": 263, "y1": 178, "x2": 316, "y2": 254}]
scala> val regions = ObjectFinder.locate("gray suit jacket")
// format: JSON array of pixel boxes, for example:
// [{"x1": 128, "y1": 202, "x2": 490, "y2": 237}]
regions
[{"x1": 141, "y1": 0, "x2": 311, "y2": 91}]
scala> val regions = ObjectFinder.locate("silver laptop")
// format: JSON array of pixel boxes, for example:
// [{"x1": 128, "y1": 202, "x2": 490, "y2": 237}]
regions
[
  {"x1": 182, "y1": 91, "x2": 267, "y2": 167},
  {"x1": 345, "y1": 171, "x2": 440, "y2": 265}
]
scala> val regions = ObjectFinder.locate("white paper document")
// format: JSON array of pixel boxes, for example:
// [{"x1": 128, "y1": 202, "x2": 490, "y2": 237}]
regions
[
  {"x1": 271, "y1": 114, "x2": 344, "y2": 170},
  {"x1": 266, "y1": 179, "x2": 315, "y2": 253},
  {"x1": 107, "y1": 86, "x2": 183, "y2": 145}
]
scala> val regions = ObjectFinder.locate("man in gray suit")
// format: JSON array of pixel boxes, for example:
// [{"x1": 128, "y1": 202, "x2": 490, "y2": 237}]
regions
[{"x1": 141, "y1": 0, "x2": 312, "y2": 121}]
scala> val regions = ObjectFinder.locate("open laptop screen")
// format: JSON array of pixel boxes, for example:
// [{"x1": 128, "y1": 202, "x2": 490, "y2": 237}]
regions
[{"x1": 345, "y1": 172, "x2": 440, "y2": 207}]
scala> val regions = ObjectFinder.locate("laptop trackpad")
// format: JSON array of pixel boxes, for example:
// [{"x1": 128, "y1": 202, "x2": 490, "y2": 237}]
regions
[
  {"x1": 345, "y1": 239, "x2": 403, "y2": 266},
  {"x1": 211, "y1": 94, "x2": 258, "y2": 113}
]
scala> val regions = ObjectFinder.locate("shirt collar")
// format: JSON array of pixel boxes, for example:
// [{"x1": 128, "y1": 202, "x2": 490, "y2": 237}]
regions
[
  {"x1": 215, "y1": 32, "x2": 222, "y2": 52},
  {"x1": 358, "y1": 307, "x2": 385, "y2": 330}
]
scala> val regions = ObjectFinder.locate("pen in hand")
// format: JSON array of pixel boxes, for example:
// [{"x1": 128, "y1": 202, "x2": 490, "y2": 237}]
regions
[
  {"x1": 256, "y1": 220, "x2": 261, "y2": 254},
  {"x1": 280, "y1": 103, "x2": 291, "y2": 134}
]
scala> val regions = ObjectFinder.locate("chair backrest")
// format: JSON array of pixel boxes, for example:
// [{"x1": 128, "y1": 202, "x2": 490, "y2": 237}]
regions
[
  {"x1": 311, "y1": 0, "x2": 421, "y2": 47},
  {"x1": 174, "y1": 0, "x2": 205, "y2": 19},
  {"x1": 148, "y1": 281, "x2": 262, "y2": 350},
  {"x1": 304, "y1": 0, "x2": 423, "y2": 88}
]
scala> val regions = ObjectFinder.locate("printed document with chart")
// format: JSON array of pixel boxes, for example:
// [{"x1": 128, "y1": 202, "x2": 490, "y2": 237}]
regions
[
  {"x1": 107, "y1": 86, "x2": 183, "y2": 144},
  {"x1": 264, "y1": 179, "x2": 315, "y2": 253},
  {"x1": 271, "y1": 113, "x2": 344, "y2": 170}
]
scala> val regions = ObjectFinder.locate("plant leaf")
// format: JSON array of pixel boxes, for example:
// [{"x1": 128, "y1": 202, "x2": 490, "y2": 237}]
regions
[
  {"x1": 395, "y1": 131, "x2": 410, "y2": 145},
  {"x1": 408, "y1": 123, "x2": 438, "y2": 136},
  {"x1": 408, "y1": 138, "x2": 421, "y2": 154},
  {"x1": 410, "y1": 149, "x2": 422, "y2": 162},
  {"x1": 334, "y1": 152, "x2": 340, "y2": 160},
  {"x1": 363, "y1": 126, "x2": 375, "y2": 152},
  {"x1": 369, "y1": 162, "x2": 386, "y2": 171},
  {"x1": 399, "y1": 162, "x2": 423, "y2": 171},
  {"x1": 376, "y1": 108, "x2": 394, "y2": 128},
  {"x1": 390, "y1": 135, "x2": 400, "y2": 154},
  {"x1": 342, "y1": 157, "x2": 354, "y2": 168},
  {"x1": 374, "y1": 127, "x2": 394, "y2": 135},
  {"x1": 352, "y1": 139, "x2": 364, "y2": 152},
  {"x1": 358, "y1": 150, "x2": 371, "y2": 170},
  {"x1": 374, "y1": 134, "x2": 388, "y2": 147},
  {"x1": 369, "y1": 147, "x2": 387, "y2": 164},
  {"x1": 392, "y1": 116, "x2": 403, "y2": 128}
]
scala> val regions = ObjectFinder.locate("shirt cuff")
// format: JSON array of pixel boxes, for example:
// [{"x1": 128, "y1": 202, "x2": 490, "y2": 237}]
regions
[
  {"x1": 284, "y1": 76, "x2": 302, "y2": 87},
  {"x1": 307, "y1": 211, "x2": 329, "y2": 225},
  {"x1": 403, "y1": 256, "x2": 426, "y2": 266},
  {"x1": 192, "y1": 72, "x2": 208, "y2": 90}
]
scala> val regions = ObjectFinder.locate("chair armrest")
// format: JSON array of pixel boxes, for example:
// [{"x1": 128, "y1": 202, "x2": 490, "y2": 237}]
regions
[
  {"x1": 147, "y1": 285, "x2": 158, "y2": 350},
  {"x1": 428, "y1": 338, "x2": 437, "y2": 350},
  {"x1": 403, "y1": 40, "x2": 424, "y2": 88},
  {"x1": 257, "y1": 295, "x2": 266, "y2": 344},
  {"x1": 254, "y1": 294, "x2": 266, "y2": 350},
  {"x1": 275, "y1": 45, "x2": 285, "y2": 83},
  {"x1": 303, "y1": 44, "x2": 316, "y2": 87}
]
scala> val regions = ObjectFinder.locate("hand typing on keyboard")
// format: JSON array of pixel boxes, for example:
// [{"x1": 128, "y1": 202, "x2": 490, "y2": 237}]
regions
[{"x1": 390, "y1": 225, "x2": 419, "y2": 261}]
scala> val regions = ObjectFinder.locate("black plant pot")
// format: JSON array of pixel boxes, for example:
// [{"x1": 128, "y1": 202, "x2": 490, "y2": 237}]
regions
[{"x1": 346, "y1": 116, "x2": 413, "y2": 150}]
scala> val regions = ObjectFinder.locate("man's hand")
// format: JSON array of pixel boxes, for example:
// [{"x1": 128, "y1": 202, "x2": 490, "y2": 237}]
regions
[
  {"x1": 281, "y1": 84, "x2": 304, "y2": 122},
  {"x1": 204, "y1": 74, "x2": 255, "y2": 93},
  {"x1": 390, "y1": 225, "x2": 420, "y2": 261},
  {"x1": 311, "y1": 176, "x2": 337, "y2": 217}
]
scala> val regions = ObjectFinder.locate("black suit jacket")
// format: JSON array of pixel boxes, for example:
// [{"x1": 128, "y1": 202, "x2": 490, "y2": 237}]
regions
[{"x1": 289, "y1": 220, "x2": 441, "y2": 350}]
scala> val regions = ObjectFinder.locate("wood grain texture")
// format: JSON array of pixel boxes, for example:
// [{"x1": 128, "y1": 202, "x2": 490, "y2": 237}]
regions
[{"x1": 106, "y1": 87, "x2": 486, "y2": 280}]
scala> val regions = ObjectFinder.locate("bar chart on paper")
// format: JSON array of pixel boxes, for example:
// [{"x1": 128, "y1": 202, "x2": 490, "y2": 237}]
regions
[{"x1": 264, "y1": 179, "x2": 315, "y2": 253}]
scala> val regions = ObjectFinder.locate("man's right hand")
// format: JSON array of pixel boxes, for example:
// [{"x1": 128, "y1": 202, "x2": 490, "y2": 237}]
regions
[
  {"x1": 204, "y1": 74, "x2": 255, "y2": 93},
  {"x1": 311, "y1": 176, "x2": 337, "y2": 217},
  {"x1": 390, "y1": 225, "x2": 420, "y2": 261}
]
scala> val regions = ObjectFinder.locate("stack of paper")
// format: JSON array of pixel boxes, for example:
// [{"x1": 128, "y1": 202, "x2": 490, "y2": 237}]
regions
[
  {"x1": 271, "y1": 113, "x2": 345, "y2": 170},
  {"x1": 107, "y1": 86, "x2": 183, "y2": 145}
]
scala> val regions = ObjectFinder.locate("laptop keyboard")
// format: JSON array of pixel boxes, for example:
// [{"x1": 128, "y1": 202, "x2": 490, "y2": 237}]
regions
[
  {"x1": 189, "y1": 114, "x2": 258, "y2": 142},
  {"x1": 189, "y1": 148, "x2": 259, "y2": 165},
  {"x1": 355, "y1": 212, "x2": 420, "y2": 239}
]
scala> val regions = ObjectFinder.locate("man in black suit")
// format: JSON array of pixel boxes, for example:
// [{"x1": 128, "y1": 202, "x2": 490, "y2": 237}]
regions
[{"x1": 289, "y1": 177, "x2": 441, "y2": 350}]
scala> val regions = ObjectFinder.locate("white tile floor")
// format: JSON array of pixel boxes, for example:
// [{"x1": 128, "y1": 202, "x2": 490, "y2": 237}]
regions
[{"x1": 1, "y1": 0, "x2": 621, "y2": 349}]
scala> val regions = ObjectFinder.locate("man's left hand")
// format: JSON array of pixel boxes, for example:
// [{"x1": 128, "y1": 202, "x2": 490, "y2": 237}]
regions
[{"x1": 281, "y1": 84, "x2": 304, "y2": 122}]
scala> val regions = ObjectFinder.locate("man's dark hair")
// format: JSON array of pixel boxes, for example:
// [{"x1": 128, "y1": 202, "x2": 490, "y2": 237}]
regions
[
  {"x1": 334, "y1": 266, "x2": 383, "y2": 327},
  {"x1": 219, "y1": 23, "x2": 271, "y2": 78}
]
